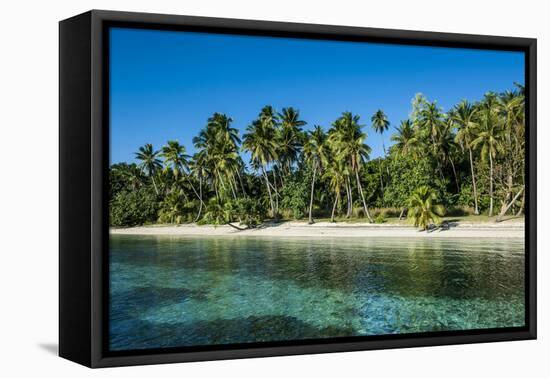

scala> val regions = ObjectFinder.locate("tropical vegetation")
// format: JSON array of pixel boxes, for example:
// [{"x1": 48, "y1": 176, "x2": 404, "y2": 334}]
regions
[{"x1": 110, "y1": 85, "x2": 525, "y2": 230}]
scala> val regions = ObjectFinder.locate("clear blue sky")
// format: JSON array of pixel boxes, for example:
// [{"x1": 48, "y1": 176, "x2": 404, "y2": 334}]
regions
[{"x1": 110, "y1": 27, "x2": 524, "y2": 165}]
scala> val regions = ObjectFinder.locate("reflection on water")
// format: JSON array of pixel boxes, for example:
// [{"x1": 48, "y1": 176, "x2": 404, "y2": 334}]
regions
[{"x1": 109, "y1": 235, "x2": 525, "y2": 351}]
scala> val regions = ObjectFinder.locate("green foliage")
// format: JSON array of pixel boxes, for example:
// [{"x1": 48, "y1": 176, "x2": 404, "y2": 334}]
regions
[
  {"x1": 374, "y1": 213, "x2": 386, "y2": 224},
  {"x1": 110, "y1": 187, "x2": 158, "y2": 227},
  {"x1": 383, "y1": 155, "x2": 448, "y2": 208},
  {"x1": 360, "y1": 160, "x2": 382, "y2": 205},
  {"x1": 108, "y1": 87, "x2": 525, "y2": 226},
  {"x1": 227, "y1": 198, "x2": 267, "y2": 227},
  {"x1": 202, "y1": 198, "x2": 230, "y2": 225},
  {"x1": 109, "y1": 163, "x2": 144, "y2": 198},
  {"x1": 280, "y1": 169, "x2": 310, "y2": 219},
  {"x1": 157, "y1": 192, "x2": 196, "y2": 224},
  {"x1": 407, "y1": 186, "x2": 445, "y2": 230},
  {"x1": 457, "y1": 178, "x2": 474, "y2": 208}
]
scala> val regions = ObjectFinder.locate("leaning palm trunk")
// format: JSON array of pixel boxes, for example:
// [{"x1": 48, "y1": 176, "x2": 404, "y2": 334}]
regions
[
  {"x1": 377, "y1": 158, "x2": 385, "y2": 199},
  {"x1": 449, "y1": 156, "x2": 460, "y2": 192},
  {"x1": 496, "y1": 187, "x2": 524, "y2": 222},
  {"x1": 230, "y1": 179, "x2": 238, "y2": 200},
  {"x1": 398, "y1": 207, "x2": 406, "y2": 220},
  {"x1": 516, "y1": 191, "x2": 525, "y2": 216},
  {"x1": 499, "y1": 173, "x2": 514, "y2": 217},
  {"x1": 488, "y1": 152, "x2": 494, "y2": 217},
  {"x1": 308, "y1": 163, "x2": 317, "y2": 224},
  {"x1": 345, "y1": 177, "x2": 353, "y2": 218},
  {"x1": 355, "y1": 169, "x2": 373, "y2": 223},
  {"x1": 331, "y1": 192, "x2": 340, "y2": 222},
  {"x1": 218, "y1": 174, "x2": 227, "y2": 196},
  {"x1": 213, "y1": 184, "x2": 219, "y2": 201},
  {"x1": 151, "y1": 175, "x2": 159, "y2": 196},
  {"x1": 266, "y1": 176, "x2": 281, "y2": 215},
  {"x1": 262, "y1": 166, "x2": 276, "y2": 217},
  {"x1": 194, "y1": 176, "x2": 203, "y2": 222},
  {"x1": 468, "y1": 148, "x2": 479, "y2": 215},
  {"x1": 226, "y1": 222, "x2": 247, "y2": 231},
  {"x1": 236, "y1": 170, "x2": 247, "y2": 196},
  {"x1": 272, "y1": 170, "x2": 279, "y2": 214},
  {"x1": 382, "y1": 140, "x2": 390, "y2": 176},
  {"x1": 185, "y1": 175, "x2": 205, "y2": 208},
  {"x1": 227, "y1": 173, "x2": 238, "y2": 200}
]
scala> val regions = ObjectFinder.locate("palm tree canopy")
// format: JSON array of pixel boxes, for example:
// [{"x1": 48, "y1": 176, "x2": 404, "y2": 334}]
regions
[
  {"x1": 276, "y1": 107, "x2": 307, "y2": 171},
  {"x1": 329, "y1": 112, "x2": 371, "y2": 171},
  {"x1": 371, "y1": 109, "x2": 390, "y2": 134},
  {"x1": 303, "y1": 125, "x2": 329, "y2": 172},
  {"x1": 243, "y1": 116, "x2": 278, "y2": 169},
  {"x1": 278, "y1": 107, "x2": 307, "y2": 130},
  {"x1": 323, "y1": 158, "x2": 346, "y2": 192},
  {"x1": 135, "y1": 143, "x2": 162, "y2": 176},
  {"x1": 161, "y1": 140, "x2": 190, "y2": 176},
  {"x1": 452, "y1": 100, "x2": 478, "y2": 150},
  {"x1": 417, "y1": 101, "x2": 444, "y2": 140},
  {"x1": 470, "y1": 120, "x2": 503, "y2": 162},
  {"x1": 209, "y1": 112, "x2": 241, "y2": 146},
  {"x1": 470, "y1": 100, "x2": 504, "y2": 163},
  {"x1": 407, "y1": 185, "x2": 445, "y2": 229},
  {"x1": 390, "y1": 120, "x2": 417, "y2": 156}
]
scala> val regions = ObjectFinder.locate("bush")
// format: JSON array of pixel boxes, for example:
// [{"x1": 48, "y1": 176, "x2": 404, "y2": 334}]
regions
[
  {"x1": 228, "y1": 198, "x2": 267, "y2": 227},
  {"x1": 280, "y1": 171, "x2": 309, "y2": 220},
  {"x1": 157, "y1": 193, "x2": 196, "y2": 224},
  {"x1": 374, "y1": 213, "x2": 386, "y2": 224},
  {"x1": 383, "y1": 155, "x2": 450, "y2": 208},
  {"x1": 110, "y1": 187, "x2": 158, "y2": 227},
  {"x1": 201, "y1": 198, "x2": 228, "y2": 225}
]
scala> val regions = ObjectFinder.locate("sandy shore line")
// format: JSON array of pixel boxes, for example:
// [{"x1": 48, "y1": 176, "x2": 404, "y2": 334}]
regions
[{"x1": 111, "y1": 221, "x2": 525, "y2": 238}]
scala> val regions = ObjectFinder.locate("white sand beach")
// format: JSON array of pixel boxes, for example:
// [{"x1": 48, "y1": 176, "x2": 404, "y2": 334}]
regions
[{"x1": 111, "y1": 220, "x2": 525, "y2": 238}]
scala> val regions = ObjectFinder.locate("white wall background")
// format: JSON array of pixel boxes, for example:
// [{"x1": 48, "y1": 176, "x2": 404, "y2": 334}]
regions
[{"x1": 0, "y1": 0, "x2": 546, "y2": 376}]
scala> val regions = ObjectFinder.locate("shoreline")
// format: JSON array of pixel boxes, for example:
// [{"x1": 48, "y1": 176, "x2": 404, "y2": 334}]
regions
[{"x1": 111, "y1": 220, "x2": 525, "y2": 239}]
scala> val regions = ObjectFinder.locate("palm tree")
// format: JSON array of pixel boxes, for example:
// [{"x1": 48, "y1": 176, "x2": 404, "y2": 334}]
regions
[
  {"x1": 277, "y1": 107, "x2": 306, "y2": 177},
  {"x1": 329, "y1": 112, "x2": 373, "y2": 222},
  {"x1": 112, "y1": 163, "x2": 144, "y2": 191},
  {"x1": 135, "y1": 143, "x2": 162, "y2": 195},
  {"x1": 193, "y1": 113, "x2": 245, "y2": 200},
  {"x1": 391, "y1": 120, "x2": 418, "y2": 156},
  {"x1": 209, "y1": 112, "x2": 241, "y2": 146},
  {"x1": 407, "y1": 186, "x2": 445, "y2": 231},
  {"x1": 190, "y1": 152, "x2": 210, "y2": 221},
  {"x1": 471, "y1": 100, "x2": 503, "y2": 217},
  {"x1": 437, "y1": 120, "x2": 460, "y2": 191},
  {"x1": 497, "y1": 89, "x2": 525, "y2": 217},
  {"x1": 371, "y1": 109, "x2": 390, "y2": 195},
  {"x1": 453, "y1": 100, "x2": 480, "y2": 214},
  {"x1": 243, "y1": 107, "x2": 278, "y2": 217},
  {"x1": 303, "y1": 126, "x2": 329, "y2": 224},
  {"x1": 417, "y1": 101, "x2": 446, "y2": 179},
  {"x1": 261, "y1": 106, "x2": 282, "y2": 212},
  {"x1": 161, "y1": 140, "x2": 203, "y2": 208},
  {"x1": 371, "y1": 109, "x2": 390, "y2": 155},
  {"x1": 203, "y1": 198, "x2": 230, "y2": 226},
  {"x1": 161, "y1": 140, "x2": 189, "y2": 178},
  {"x1": 324, "y1": 159, "x2": 346, "y2": 222},
  {"x1": 417, "y1": 101, "x2": 444, "y2": 150}
]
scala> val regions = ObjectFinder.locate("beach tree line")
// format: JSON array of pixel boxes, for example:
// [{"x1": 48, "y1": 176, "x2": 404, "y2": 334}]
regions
[{"x1": 109, "y1": 84, "x2": 525, "y2": 230}]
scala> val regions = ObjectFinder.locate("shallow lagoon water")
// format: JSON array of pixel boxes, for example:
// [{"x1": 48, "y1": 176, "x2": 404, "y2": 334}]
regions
[{"x1": 109, "y1": 235, "x2": 525, "y2": 351}]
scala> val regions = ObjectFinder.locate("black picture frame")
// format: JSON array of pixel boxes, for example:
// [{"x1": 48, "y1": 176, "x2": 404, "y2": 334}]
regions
[{"x1": 59, "y1": 9, "x2": 537, "y2": 368}]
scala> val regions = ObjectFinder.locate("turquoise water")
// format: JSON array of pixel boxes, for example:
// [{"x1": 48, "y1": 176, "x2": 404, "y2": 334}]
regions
[{"x1": 109, "y1": 235, "x2": 525, "y2": 351}]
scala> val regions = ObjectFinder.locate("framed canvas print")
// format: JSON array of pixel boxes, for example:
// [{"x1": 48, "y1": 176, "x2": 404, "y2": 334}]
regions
[{"x1": 59, "y1": 10, "x2": 537, "y2": 368}]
